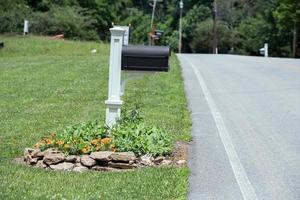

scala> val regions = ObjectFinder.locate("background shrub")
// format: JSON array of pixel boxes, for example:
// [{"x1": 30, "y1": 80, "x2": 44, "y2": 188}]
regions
[
  {"x1": 0, "y1": 8, "x2": 29, "y2": 34},
  {"x1": 29, "y1": 6, "x2": 98, "y2": 40}
]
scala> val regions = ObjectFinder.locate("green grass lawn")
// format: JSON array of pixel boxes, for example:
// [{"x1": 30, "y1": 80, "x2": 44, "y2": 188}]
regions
[{"x1": 0, "y1": 35, "x2": 191, "y2": 199}]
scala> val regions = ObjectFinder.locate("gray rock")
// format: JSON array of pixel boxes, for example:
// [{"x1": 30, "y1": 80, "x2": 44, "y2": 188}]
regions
[
  {"x1": 50, "y1": 162, "x2": 74, "y2": 171},
  {"x1": 29, "y1": 158, "x2": 38, "y2": 165},
  {"x1": 80, "y1": 155, "x2": 96, "y2": 167},
  {"x1": 176, "y1": 160, "x2": 187, "y2": 166},
  {"x1": 73, "y1": 166, "x2": 88, "y2": 172},
  {"x1": 43, "y1": 148, "x2": 61, "y2": 156},
  {"x1": 76, "y1": 156, "x2": 81, "y2": 163},
  {"x1": 108, "y1": 162, "x2": 137, "y2": 169},
  {"x1": 140, "y1": 154, "x2": 154, "y2": 166},
  {"x1": 75, "y1": 162, "x2": 84, "y2": 167},
  {"x1": 31, "y1": 149, "x2": 42, "y2": 158},
  {"x1": 24, "y1": 148, "x2": 34, "y2": 157},
  {"x1": 35, "y1": 160, "x2": 47, "y2": 168},
  {"x1": 154, "y1": 156, "x2": 164, "y2": 164},
  {"x1": 111, "y1": 152, "x2": 136, "y2": 163},
  {"x1": 90, "y1": 151, "x2": 113, "y2": 162},
  {"x1": 36, "y1": 151, "x2": 45, "y2": 158},
  {"x1": 24, "y1": 148, "x2": 35, "y2": 161},
  {"x1": 65, "y1": 155, "x2": 77, "y2": 163},
  {"x1": 129, "y1": 160, "x2": 135, "y2": 165},
  {"x1": 92, "y1": 166, "x2": 118, "y2": 172},
  {"x1": 161, "y1": 159, "x2": 173, "y2": 166},
  {"x1": 43, "y1": 153, "x2": 65, "y2": 165}
]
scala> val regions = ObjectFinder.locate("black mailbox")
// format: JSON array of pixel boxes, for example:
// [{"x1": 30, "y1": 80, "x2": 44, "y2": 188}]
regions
[{"x1": 122, "y1": 45, "x2": 170, "y2": 72}]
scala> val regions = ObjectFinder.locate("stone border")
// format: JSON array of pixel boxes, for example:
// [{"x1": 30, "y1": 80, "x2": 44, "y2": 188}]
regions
[{"x1": 13, "y1": 142, "x2": 188, "y2": 172}]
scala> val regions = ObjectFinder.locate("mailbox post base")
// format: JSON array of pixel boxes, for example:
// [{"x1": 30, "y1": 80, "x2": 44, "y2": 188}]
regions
[{"x1": 105, "y1": 100, "x2": 122, "y2": 127}]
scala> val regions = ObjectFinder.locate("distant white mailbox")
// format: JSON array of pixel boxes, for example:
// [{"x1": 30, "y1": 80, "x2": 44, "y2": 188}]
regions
[
  {"x1": 260, "y1": 43, "x2": 268, "y2": 57},
  {"x1": 23, "y1": 20, "x2": 29, "y2": 35}
]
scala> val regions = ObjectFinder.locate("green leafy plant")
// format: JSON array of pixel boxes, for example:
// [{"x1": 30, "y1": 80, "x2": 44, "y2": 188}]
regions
[
  {"x1": 34, "y1": 108, "x2": 173, "y2": 156},
  {"x1": 35, "y1": 121, "x2": 113, "y2": 155},
  {"x1": 111, "y1": 108, "x2": 173, "y2": 156}
]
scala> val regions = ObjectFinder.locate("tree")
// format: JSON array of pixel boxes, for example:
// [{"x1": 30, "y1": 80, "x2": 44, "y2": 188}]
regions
[
  {"x1": 274, "y1": 0, "x2": 300, "y2": 57},
  {"x1": 234, "y1": 16, "x2": 272, "y2": 55},
  {"x1": 190, "y1": 19, "x2": 232, "y2": 53},
  {"x1": 181, "y1": 4, "x2": 211, "y2": 52}
]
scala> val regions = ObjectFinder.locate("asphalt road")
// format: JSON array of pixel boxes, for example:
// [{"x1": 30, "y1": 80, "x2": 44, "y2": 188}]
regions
[{"x1": 177, "y1": 54, "x2": 300, "y2": 200}]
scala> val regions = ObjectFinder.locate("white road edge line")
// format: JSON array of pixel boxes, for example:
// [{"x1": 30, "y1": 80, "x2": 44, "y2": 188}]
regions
[{"x1": 180, "y1": 55, "x2": 258, "y2": 200}]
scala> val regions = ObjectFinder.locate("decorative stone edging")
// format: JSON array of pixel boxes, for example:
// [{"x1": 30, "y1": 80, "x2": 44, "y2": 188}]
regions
[{"x1": 14, "y1": 147, "x2": 187, "y2": 172}]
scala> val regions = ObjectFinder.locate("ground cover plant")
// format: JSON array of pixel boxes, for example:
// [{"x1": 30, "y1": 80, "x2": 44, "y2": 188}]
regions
[
  {"x1": 35, "y1": 109, "x2": 173, "y2": 156},
  {"x1": 0, "y1": 35, "x2": 191, "y2": 199}
]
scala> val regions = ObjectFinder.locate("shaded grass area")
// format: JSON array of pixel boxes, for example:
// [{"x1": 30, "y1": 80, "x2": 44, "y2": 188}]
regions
[{"x1": 0, "y1": 35, "x2": 191, "y2": 199}]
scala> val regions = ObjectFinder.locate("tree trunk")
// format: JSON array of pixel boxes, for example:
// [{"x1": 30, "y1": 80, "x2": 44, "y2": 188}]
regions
[{"x1": 292, "y1": 22, "x2": 297, "y2": 58}]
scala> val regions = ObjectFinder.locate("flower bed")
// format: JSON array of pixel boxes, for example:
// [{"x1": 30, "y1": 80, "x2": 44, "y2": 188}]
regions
[{"x1": 15, "y1": 109, "x2": 187, "y2": 172}]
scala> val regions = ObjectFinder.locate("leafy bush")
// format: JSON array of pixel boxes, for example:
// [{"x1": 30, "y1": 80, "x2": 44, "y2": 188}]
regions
[
  {"x1": 190, "y1": 19, "x2": 233, "y2": 53},
  {"x1": 234, "y1": 16, "x2": 271, "y2": 55},
  {"x1": 111, "y1": 109, "x2": 173, "y2": 156},
  {"x1": 29, "y1": 6, "x2": 98, "y2": 40},
  {"x1": 34, "y1": 109, "x2": 173, "y2": 156},
  {"x1": 35, "y1": 121, "x2": 113, "y2": 155},
  {"x1": 0, "y1": 7, "x2": 30, "y2": 34}
]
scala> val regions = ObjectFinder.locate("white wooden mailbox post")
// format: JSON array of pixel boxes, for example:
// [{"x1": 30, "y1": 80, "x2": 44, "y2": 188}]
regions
[{"x1": 105, "y1": 27, "x2": 125, "y2": 127}]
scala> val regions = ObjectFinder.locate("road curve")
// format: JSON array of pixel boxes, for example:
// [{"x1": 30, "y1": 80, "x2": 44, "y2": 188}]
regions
[{"x1": 177, "y1": 54, "x2": 300, "y2": 200}]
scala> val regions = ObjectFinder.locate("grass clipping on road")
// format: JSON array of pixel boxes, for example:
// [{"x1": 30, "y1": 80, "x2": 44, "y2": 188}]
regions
[{"x1": 0, "y1": 35, "x2": 191, "y2": 200}]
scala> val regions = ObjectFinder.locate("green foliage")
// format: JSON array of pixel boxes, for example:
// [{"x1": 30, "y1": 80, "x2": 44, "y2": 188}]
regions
[
  {"x1": 0, "y1": 7, "x2": 30, "y2": 34},
  {"x1": 33, "y1": 106, "x2": 173, "y2": 156},
  {"x1": 0, "y1": 0, "x2": 27, "y2": 12},
  {"x1": 274, "y1": 0, "x2": 300, "y2": 57},
  {"x1": 274, "y1": 0, "x2": 300, "y2": 28},
  {"x1": 167, "y1": 30, "x2": 179, "y2": 52},
  {"x1": 190, "y1": 19, "x2": 232, "y2": 53},
  {"x1": 112, "y1": 109, "x2": 173, "y2": 156},
  {"x1": 182, "y1": 4, "x2": 211, "y2": 39},
  {"x1": 35, "y1": 121, "x2": 111, "y2": 155},
  {"x1": 122, "y1": 8, "x2": 151, "y2": 44},
  {"x1": 29, "y1": 6, "x2": 98, "y2": 40},
  {"x1": 234, "y1": 16, "x2": 271, "y2": 55}
]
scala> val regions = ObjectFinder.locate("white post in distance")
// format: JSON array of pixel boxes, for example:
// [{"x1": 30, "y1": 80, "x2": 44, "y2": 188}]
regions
[
  {"x1": 23, "y1": 20, "x2": 29, "y2": 35},
  {"x1": 178, "y1": 0, "x2": 183, "y2": 53},
  {"x1": 264, "y1": 43, "x2": 268, "y2": 57},
  {"x1": 105, "y1": 27, "x2": 125, "y2": 127}
]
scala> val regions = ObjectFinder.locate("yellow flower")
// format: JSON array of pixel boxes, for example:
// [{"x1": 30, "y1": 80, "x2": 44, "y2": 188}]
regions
[
  {"x1": 91, "y1": 139, "x2": 99, "y2": 145},
  {"x1": 64, "y1": 144, "x2": 70, "y2": 149},
  {"x1": 81, "y1": 145, "x2": 91, "y2": 154},
  {"x1": 56, "y1": 140, "x2": 64, "y2": 145},
  {"x1": 101, "y1": 138, "x2": 111, "y2": 145}
]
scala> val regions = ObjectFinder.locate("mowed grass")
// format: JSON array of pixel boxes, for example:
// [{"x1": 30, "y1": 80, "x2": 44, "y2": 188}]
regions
[{"x1": 0, "y1": 35, "x2": 191, "y2": 199}]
